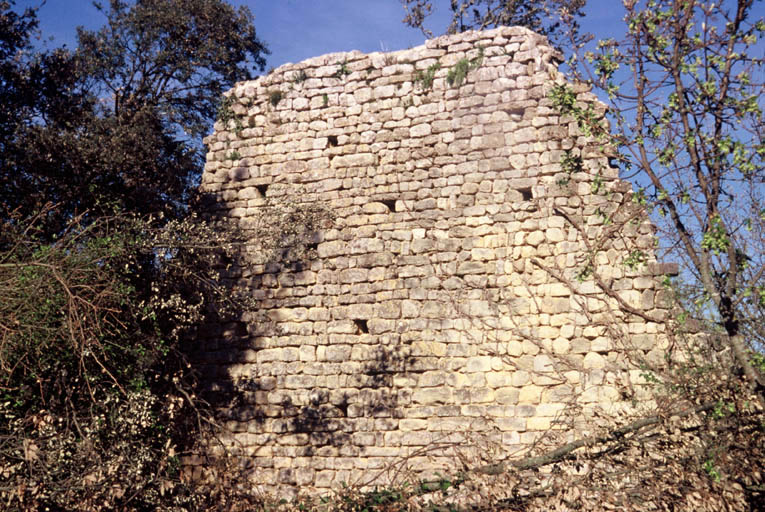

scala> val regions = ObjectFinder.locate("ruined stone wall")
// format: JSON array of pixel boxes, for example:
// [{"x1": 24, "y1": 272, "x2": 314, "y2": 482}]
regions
[{"x1": 196, "y1": 26, "x2": 676, "y2": 497}]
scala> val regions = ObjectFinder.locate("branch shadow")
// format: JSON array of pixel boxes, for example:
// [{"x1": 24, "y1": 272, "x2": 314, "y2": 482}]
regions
[{"x1": 189, "y1": 192, "x2": 415, "y2": 472}]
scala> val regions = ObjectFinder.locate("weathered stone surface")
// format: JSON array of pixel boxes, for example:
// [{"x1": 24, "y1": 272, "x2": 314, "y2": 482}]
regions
[{"x1": 197, "y1": 26, "x2": 674, "y2": 496}]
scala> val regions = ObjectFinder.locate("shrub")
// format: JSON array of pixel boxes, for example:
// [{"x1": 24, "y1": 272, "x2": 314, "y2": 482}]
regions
[{"x1": 0, "y1": 207, "x2": 259, "y2": 510}]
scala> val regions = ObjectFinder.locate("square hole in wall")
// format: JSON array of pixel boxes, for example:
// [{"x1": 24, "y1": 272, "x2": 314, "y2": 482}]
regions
[
  {"x1": 353, "y1": 319, "x2": 369, "y2": 334},
  {"x1": 519, "y1": 187, "x2": 533, "y2": 201},
  {"x1": 380, "y1": 199, "x2": 397, "y2": 212}
]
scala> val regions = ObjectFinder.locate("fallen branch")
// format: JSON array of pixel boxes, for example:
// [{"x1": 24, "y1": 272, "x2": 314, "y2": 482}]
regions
[{"x1": 474, "y1": 401, "x2": 717, "y2": 475}]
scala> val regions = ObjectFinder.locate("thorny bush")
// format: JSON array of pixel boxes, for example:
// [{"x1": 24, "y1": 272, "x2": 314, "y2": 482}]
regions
[{"x1": 0, "y1": 205, "x2": 261, "y2": 511}]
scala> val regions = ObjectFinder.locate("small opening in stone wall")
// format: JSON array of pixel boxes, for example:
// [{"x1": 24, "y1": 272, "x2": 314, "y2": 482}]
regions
[
  {"x1": 380, "y1": 199, "x2": 397, "y2": 212},
  {"x1": 327, "y1": 135, "x2": 339, "y2": 147},
  {"x1": 353, "y1": 319, "x2": 369, "y2": 334},
  {"x1": 306, "y1": 242, "x2": 318, "y2": 251},
  {"x1": 519, "y1": 187, "x2": 533, "y2": 201},
  {"x1": 336, "y1": 396, "x2": 349, "y2": 417},
  {"x1": 255, "y1": 184, "x2": 269, "y2": 197}
]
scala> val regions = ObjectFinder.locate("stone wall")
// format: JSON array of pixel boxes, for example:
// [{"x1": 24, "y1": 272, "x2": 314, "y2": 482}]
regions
[{"x1": 196, "y1": 26, "x2": 675, "y2": 497}]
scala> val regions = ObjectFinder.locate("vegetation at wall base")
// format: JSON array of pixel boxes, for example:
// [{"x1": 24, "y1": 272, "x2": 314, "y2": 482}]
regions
[
  {"x1": 0, "y1": 0, "x2": 269, "y2": 509},
  {"x1": 0, "y1": 205, "x2": 267, "y2": 510}
]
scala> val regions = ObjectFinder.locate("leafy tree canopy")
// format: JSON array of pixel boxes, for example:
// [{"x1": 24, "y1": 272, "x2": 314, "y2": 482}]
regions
[
  {"x1": 0, "y1": 0, "x2": 268, "y2": 234},
  {"x1": 78, "y1": 0, "x2": 268, "y2": 137}
]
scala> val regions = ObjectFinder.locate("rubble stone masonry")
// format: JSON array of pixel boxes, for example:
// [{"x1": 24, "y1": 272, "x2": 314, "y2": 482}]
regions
[{"x1": 196, "y1": 26, "x2": 676, "y2": 496}]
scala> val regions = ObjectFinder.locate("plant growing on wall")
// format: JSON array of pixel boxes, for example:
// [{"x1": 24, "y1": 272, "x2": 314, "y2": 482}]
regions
[
  {"x1": 446, "y1": 46, "x2": 484, "y2": 87},
  {"x1": 217, "y1": 94, "x2": 245, "y2": 134},
  {"x1": 268, "y1": 89, "x2": 283, "y2": 106},
  {"x1": 292, "y1": 69, "x2": 308, "y2": 84},
  {"x1": 414, "y1": 61, "x2": 441, "y2": 90},
  {"x1": 334, "y1": 59, "x2": 351, "y2": 79}
]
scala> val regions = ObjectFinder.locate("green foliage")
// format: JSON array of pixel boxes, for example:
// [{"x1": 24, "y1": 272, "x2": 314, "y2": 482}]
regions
[
  {"x1": 557, "y1": 149, "x2": 583, "y2": 184},
  {"x1": 0, "y1": 1, "x2": 271, "y2": 509},
  {"x1": 226, "y1": 149, "x2": 242, "y2": 160},
  {"x1": 0, "y1": 207, "x2": 261, "y2": 509},
  {"x1": 419, "y1": 473, "x2": 466, "y2": 495},
  {"x1": 217, "y1": 93, "x2": 244, "y2": 134},
  {"x1": 594, "y1": 206, "x2": 612, "y2": 225},
  {"x1": 590, "y1": 173, "x2": 603, "y2": 194},
  {"x1": 624, "y1": 250, "x2": 647, "y2": 270},
  {"x1": 334, "y1": 59, "x2": 351, "y2": 79},
  {"x1": 447, "y1": 58, "x2": 471, "y2": 87},
  {"x1": 0, "y1": 0, "x2": 41, "y2": 154},
  {"x1": 703, "y1": 458, "x2": 722, "y2": 482},
  {"x1": 292, "y1": 69, "x2": 308, "y2": 84},
  {"x1": 446, "y1": 46, "x2": 484, "y2": 87},
  {"x1": 751, "y1": 351, "x2": 765, "y2": 373},
  {"x1": 322, "y1": 93, "x2": 329, "y2": 106},
  {"x1": 639, "y1": 364, "x2": 662, "y2": 386},
  {"x1": 712, "y1": 400, "x2": 736, "y2": 420},
  {"x1": 558, "y1": 0, "x2": 765, "y2": 363},
  {"x1": 78, "y1": 0, "x2": 268, "y2": 137},
  {"x1": 284, "y1": 483, "x2": 413, "y2": 511},
  {"x1": 279, "y1": 475, "x2": 466, "y2": 511},
  {"x1": 1, "y1": 0, "x2": 269, "y2": 231},
  {"x1": 548, "y1": 83, "x2": 603, "y2": 138},
  {"x1": 575, "y1": 262, "x2": 594, "y2": 282},
  {"x1": 700, "y1": 214, "x2": 730, "y2": 256},
  {"x1": 549, "y1": 83, "x2": 577, "y2": 113},
  {"x1": 269, "y1": 89, "x2": 283, "y2": 107},
  {"x1": 414, "y1": 61, "x2": 441, "y2": 90}
]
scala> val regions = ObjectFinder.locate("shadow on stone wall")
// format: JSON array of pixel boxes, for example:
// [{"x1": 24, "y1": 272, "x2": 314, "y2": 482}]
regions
[{"x1": 190, "y1": 194, "x2": 414, "y2": 456}]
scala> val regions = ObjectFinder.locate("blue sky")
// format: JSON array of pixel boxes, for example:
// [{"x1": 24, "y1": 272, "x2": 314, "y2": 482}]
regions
[{"x1": 17, "y1": 0, "x2": 624, "y2": 71}]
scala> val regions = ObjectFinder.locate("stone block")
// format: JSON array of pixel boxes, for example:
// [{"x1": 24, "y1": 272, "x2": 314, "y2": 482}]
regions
[
  {"x1": 526, "y1": 417, "x2": 552, "y2": 430},
  {"x1": 583, "y1": 352, "x2": 606, "y2": 369},
  {"x1": 410, "y1": 123, "x2": 432, "y2": 137},
  {"x1": 466, "y1": 356, "x2": 493, "y2": 372},
  {"x1": 399, "y1": 419, "x2": 428, "y2": 431},
  {"x1": 518, "y1": 385, "x2": 543, "y2": 404},
  {"x1": 486, "y1": 372, "x2": 513, "y2": 387},
  {"x1": 496, "y1": 387, "x2": 519, "y2": 404},
  {"x1": 412, "y1": 388, "x2": 452, "y2": 405},
  {"x1": 456, "y1": 261, "x2": 487, "y2": 274}
]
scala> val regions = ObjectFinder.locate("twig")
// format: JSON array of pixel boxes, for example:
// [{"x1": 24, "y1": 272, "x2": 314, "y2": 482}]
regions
[{"x1": 552, "y1": 206, "x2": 664, "y2": 324}]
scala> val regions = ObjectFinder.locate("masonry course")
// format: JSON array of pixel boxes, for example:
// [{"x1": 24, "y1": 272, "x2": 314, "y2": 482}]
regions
[{"x1": 196, "y1": 26, "x2": 675, "y2": 497}]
